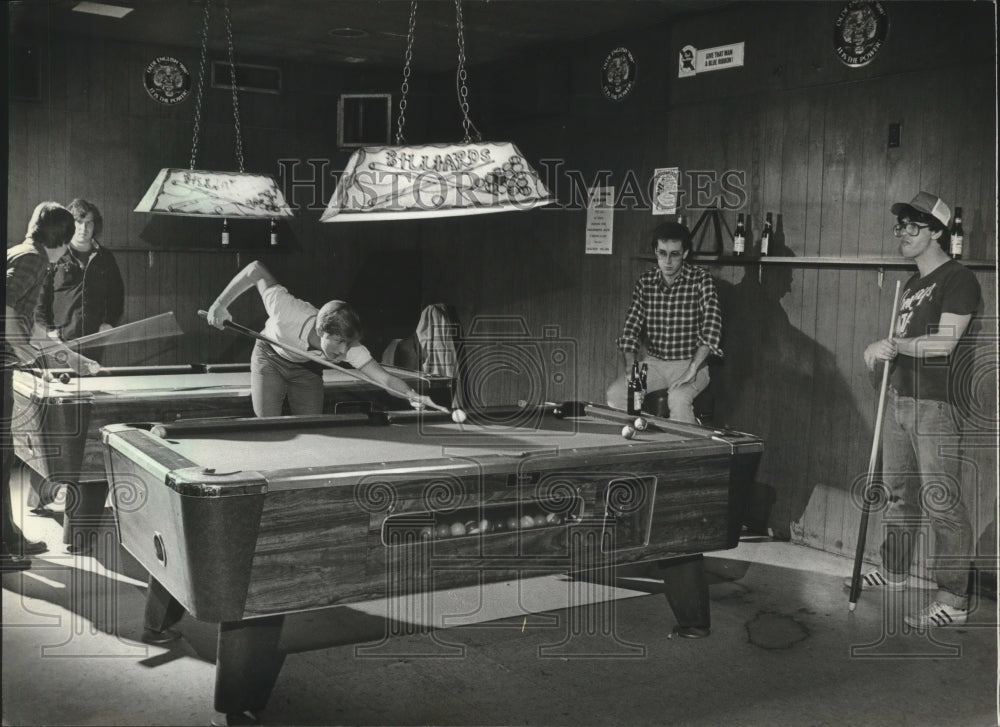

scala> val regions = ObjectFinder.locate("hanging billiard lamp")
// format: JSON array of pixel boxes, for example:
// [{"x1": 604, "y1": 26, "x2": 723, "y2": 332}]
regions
[
  {"x1": 134, "y1": 0, "x2": 293, "y2": 243},
  {"x1": 320, "y1": 0, "x2": 553, "y2": 222}
]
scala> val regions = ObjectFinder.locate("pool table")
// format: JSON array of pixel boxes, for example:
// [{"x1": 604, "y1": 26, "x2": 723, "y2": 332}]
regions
[
  {"x1": 101, "y1": 402, "x2": 762, "y2": 722},
  {"x1": 11, "y1": 363, "x2": 453, "y2": 546}
]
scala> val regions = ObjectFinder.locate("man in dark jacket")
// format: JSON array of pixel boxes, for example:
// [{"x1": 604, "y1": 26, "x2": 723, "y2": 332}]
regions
[{"x1": 35, "y1": 198, "x2": 124, "y2": 360}]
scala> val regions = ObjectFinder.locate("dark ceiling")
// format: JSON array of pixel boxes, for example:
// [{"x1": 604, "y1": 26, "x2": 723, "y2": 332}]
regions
[{"x1": 9, "y1": 0, "x2": 728, "y2": 71}]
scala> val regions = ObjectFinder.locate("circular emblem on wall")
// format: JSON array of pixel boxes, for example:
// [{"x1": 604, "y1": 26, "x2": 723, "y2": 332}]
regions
[
  {"x1": 601, "y1": 47, "x2": 637, "y2": 101},
  {"x1": 143, "y1": 56, "x2": 192, "y2": 104},
  {"x1": 834, "y1": 1, "x2": 889, "y2": 67}
]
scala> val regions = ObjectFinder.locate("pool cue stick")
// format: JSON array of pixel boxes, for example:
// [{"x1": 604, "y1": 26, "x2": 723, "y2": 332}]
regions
[
  {"x1": 197, "y1": 310, "x2": 450, "y2": 413},
  {"x1": 848, "y1": 279, "x2": 902, "y2": 611},
  {"x1": 37, "y1": 312, "x2": 183, "y2": 355}
]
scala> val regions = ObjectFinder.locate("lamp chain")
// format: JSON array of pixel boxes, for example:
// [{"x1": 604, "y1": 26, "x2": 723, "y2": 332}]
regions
[
  {"x1": 223, "y1": 0, "x2": 245, "y2": 172},
  {"x1": 454, "y1": 0, "x2": 480, "y2": 143},
  {"x1": 395, "y1": 0, "x2": 418, "y2": 144},
  {"x1": 188, "y1": 0, "x2": 212, "y2": 169}
]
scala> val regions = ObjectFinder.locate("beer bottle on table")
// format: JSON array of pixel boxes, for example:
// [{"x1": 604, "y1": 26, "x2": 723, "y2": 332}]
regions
[
  {"x1": 733, "y1": 213, "x2": 746, "y2": 257},
  {"x1": 627, "y1": 361, "x2": 639, "y2": 415},
  {"x1": 950, "y1": 207, "x2": 964, "y2": 260},
  {"x1": 760, "y1": 212, "x2": 772, "y2": 256}
]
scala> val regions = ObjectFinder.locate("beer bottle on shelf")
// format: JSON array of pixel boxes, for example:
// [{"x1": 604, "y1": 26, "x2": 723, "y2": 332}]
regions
[
  {"x1": 760, "y1": 212, "x2": 773, "y2": 257},
  {"x1": 950, "y1": 207, "x2": 964, "y2": 260},
  {"x1": 270, "y1": 219, "x2": 279, "y2": 247},
  {"x1": 221, "y1": 218, "x2": 231, "y2": 247},
  {"x1": 733, "y1": 213, "x2": 746, "y2": 257},
  {"x1": 626, "y1": 361, "x2": 640, "y2": 416}
]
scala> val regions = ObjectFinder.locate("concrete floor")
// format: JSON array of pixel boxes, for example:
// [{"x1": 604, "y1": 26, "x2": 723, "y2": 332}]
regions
[{"x1": 2, "y1": 465, "x2": 997, "y2": 727}]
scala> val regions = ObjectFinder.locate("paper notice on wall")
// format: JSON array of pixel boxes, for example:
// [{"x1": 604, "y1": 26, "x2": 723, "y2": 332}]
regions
[
  {"x1": 678, "y1": 42, "x2": 745, "y2": 77},
  {"x1": 585, "y1": 186, "x2": 615, "y2": 255},
  {"x1": 651, "y1": 167, "x2": 679, "y2": 215}
]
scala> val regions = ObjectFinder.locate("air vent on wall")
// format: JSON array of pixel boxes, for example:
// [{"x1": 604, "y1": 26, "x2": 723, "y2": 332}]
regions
[
  {"x1": 211, "y1": 60, "x2": 281, "y2": 95},
  {"x1": 338, "y1": 94, "x2": 392, "y2": 148}
]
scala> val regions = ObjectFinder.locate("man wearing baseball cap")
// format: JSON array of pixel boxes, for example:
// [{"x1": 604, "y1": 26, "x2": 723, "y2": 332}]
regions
[{"x1": 846, "y1": 191, "x2": 982, "y2": 628}]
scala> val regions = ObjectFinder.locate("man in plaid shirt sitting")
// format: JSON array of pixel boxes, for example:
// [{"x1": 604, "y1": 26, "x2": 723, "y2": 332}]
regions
[{"x1": 607, "y1": 221, "x2": 722, "y2": 423}]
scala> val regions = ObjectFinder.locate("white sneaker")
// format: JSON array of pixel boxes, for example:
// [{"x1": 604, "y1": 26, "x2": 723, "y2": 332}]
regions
[
  {"x1": 904, "y1": 601, "x2": 969, "y2": 628},
  {"x1": 842, "y1": 568, "x2": 906, "y2": 592}
]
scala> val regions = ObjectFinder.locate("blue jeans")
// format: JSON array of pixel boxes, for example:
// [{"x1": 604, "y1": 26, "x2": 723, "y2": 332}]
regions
[
  {"x1": 879, "y1": 389, "x2": 973, "y2": 607},
  {"x1": 250, "y1": 339, "x2": 324, "y2": 417}
]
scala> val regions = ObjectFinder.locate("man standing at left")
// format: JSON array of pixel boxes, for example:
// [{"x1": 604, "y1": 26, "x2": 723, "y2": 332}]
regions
[
  {"x1": 3, "y1": 202, "x2": 100, "y2": 570},
  {"x1": 35, "y1": 198, "x2": 124, "y2": 361}
]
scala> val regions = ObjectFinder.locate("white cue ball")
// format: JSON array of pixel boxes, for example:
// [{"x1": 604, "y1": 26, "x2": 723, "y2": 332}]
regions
[
  {"x1": 451, "y1": 409, "x2": 468, "y2": 424},
  {"x1": 633, "y1": 417, "x2": 648, "y2": 431},
  {"x1": 621, "y1": 425, "x2": 637, "y2": 440}
]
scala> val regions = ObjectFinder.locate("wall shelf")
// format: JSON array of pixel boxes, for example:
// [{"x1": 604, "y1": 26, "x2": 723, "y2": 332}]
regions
[{"x1": 635, "y1": 255, "x2": 996, "y2": 271}]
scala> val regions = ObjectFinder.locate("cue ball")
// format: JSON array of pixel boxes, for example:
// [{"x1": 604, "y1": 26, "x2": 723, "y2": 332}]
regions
[
  {"x1": 59, "y1": 373, "x2": 72, "y2": 384},
  {"x1": 622, "y1": 425, "x2": 637, "y2": 440},
  {"x1": 451, "y1": 409, "x2": 468, "y2": 424},
  {"x1": 633, "y1": 417, "x2": 648, "y2": 431}
]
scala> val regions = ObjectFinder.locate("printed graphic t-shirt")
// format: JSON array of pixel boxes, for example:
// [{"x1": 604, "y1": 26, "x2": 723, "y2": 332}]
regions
[{"x1": 890, "y1": 259, "x2": 981, "y2": 402}]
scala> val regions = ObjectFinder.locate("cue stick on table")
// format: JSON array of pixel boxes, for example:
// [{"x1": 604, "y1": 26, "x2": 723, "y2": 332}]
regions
[
  {"x1": 848, "y1": 279, "x2": 902, "y2": 611},
  {"x1": 197, "y1": 310, "x2": 450, "y2": 413}
]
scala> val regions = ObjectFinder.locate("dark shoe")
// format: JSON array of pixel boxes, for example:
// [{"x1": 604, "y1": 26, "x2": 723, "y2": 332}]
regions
[
  {"x1": 141, "y1": 628, "x2": 181, "y2": 645},
  {"x1": 18, "y1": 538, "x2": 48, "y2": 555},
  {"x1": 0, "y1": 551, "x2": 32, "y2": 572},
  {"x1": 29, "y1": 506, "x2": 56, "y2": 518}
]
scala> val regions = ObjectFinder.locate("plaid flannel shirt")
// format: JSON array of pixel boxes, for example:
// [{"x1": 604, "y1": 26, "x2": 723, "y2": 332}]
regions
[{"x1": 616, "y1": 263, "x2": 723, "y2": 360}]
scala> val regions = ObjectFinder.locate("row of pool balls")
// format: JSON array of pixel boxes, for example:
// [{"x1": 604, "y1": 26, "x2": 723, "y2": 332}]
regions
[
  {"x1": 420, "y1": 511, "x2": 569, "y2": 539},
  {"x1": 621, "y1": 416, "x2": 649, "y2": 439}
]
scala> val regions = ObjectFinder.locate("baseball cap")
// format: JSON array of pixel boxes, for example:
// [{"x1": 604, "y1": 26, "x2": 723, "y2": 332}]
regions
[{"x1": 891, "y1": 191, "x2": 951, "y2": 228}]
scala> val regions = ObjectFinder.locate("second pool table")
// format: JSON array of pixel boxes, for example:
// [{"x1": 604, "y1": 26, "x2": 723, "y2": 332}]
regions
[{"x1": 11, "y1": 363, "x2": 453, "y2": 545}]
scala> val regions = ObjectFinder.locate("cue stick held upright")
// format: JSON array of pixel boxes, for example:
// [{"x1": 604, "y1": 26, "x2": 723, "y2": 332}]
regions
[
  {"x1": 197, "y1": 310, "x2": 450, "y2": 413},
  {"x1": 848, "y1": 279, "x2": 902, "y2": 611}
]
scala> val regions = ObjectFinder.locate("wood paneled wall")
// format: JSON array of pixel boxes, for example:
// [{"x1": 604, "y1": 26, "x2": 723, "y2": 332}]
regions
[{"x1": 419, "y1": 1, "x2": 997, "y2": 561}]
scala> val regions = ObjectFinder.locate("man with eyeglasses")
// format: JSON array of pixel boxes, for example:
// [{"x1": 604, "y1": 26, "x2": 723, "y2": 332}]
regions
[
  {"x1": 607, "y1": 221, "x2": 722, "y2": 422},
  {"x1": 847, "y1": 191, "x2": 982, "y2": 629}
]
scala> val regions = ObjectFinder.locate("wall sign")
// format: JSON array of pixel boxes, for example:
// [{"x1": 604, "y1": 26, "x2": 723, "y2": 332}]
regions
[
  {"x1": 834, "y1": 2, "x2": 889, "y2": 67},
  {"x1": 651, "y1": 167, "x2": 680, "y2": 216},
  {"x1": 678, "y1": 43, "x2": 745, "y2": 78},
  {"x1": 585, "y1": 186, "x2": 615, "y2": 254},
  {"x1": 143, "y1": 57, "x2": 191, "y2": 104},
  {"x1": 601, "y1": 48, "x2": 636, "y2": 101}
]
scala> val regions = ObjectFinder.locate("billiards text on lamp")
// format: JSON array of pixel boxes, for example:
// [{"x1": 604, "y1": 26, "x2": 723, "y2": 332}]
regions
[
  {"x1": 135, "y1": 168, "x2": 293, "y2": 219},
  {"x1": 320, "y1": 141, "x2": 552, "y2": 222},
  {"x1": 321, "y1": 0, "x2": 552, "y2": 222}
]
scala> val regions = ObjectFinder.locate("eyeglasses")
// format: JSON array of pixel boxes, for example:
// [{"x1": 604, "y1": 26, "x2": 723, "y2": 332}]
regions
[{"x1": 892, "y1": 222, "x2": 930, "y2": 237}]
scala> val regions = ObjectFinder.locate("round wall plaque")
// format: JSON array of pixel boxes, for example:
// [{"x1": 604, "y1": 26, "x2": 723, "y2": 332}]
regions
[
  {"x1": 601, "y1": 47, "x2": 636, "y2": 101},
  {"x1": 834, "y1": 1, "x2": 889, "y2": 68},
  {"x1": 143, "y1": 56, "x2": 192, "y2": 104}
]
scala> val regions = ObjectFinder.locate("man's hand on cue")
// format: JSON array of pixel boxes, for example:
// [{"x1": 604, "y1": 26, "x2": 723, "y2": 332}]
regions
[
  {"x1": 407, "y1": 392, "x2": 439, "y2": 411},
  {"x1": 205, "y1": 302, "x2": 232, "y2": 330}
]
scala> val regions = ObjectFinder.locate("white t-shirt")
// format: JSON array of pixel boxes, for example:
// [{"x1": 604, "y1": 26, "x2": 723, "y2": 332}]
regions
[{"x1": 259, "y1": 284, "x2": 372, "y2": 368}]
